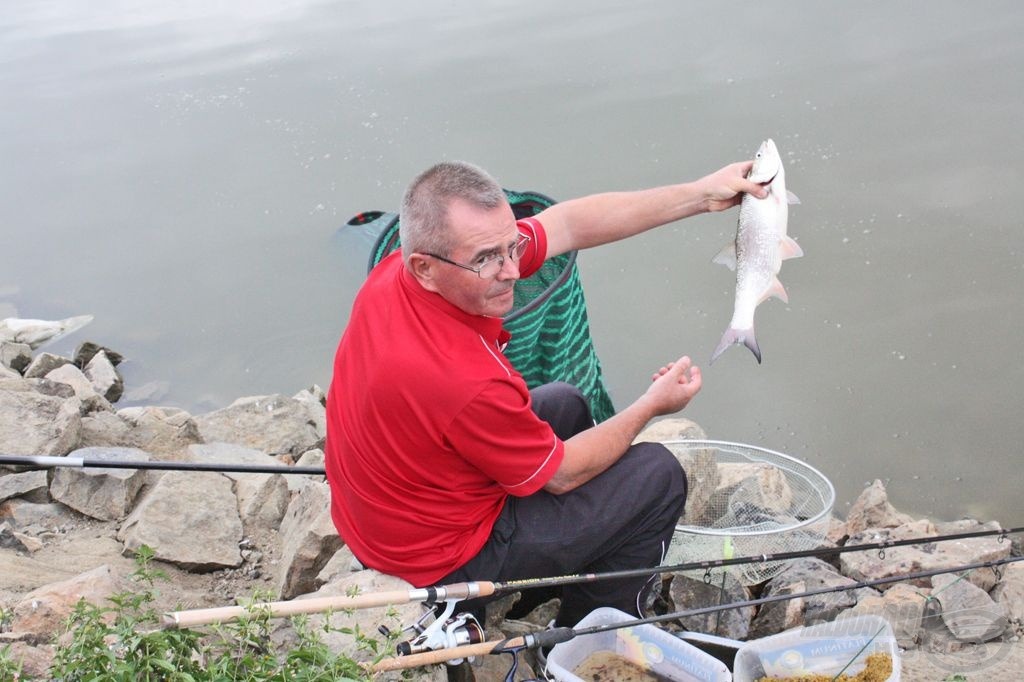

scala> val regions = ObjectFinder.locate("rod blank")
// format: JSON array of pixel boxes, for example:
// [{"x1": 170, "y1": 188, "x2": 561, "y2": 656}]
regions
[{"x1": 0, "y1": 454, "x2": 325, "y2": 476}]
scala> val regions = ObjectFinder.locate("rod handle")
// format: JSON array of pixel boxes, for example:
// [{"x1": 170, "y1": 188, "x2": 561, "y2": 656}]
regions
[
  {"x1": 163, "y1": 589, "x2": 420, "y2": 629},
  {"x1": 162, "y1": 581, "x2": 496, "y2": 629},
  {"x1": 369, "y1": 636, "x2": 528, "y2": 672},
  {"x1": 369, "y1": 628, "x2": 574, "y2": 672}
]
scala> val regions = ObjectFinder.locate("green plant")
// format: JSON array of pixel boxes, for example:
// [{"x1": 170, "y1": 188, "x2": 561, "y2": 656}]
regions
[
  {"x1": 0, "y1": 644, "x2": 24, "y2": 681},
  {"x1": 37, "y1": 545, "x2": 383, "y2": 681}
]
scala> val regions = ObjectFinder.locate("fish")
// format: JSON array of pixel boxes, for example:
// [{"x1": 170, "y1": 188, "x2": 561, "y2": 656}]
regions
[
  {"x1": 710, "y1": 139, "x2": 802, "y2": 364},
  {"x1": 0, "y1": 314, "x2": 94, "y2": 350}
]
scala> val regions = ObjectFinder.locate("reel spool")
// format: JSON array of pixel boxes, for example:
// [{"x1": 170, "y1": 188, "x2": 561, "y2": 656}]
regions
[{"x1": 384, "y1": 599, "x2": 484, "y2": 665}]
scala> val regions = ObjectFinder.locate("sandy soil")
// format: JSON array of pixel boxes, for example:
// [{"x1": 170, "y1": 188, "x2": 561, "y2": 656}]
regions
[{"x1": 899, "y1": 640, "x2": 1024, "y2": 681}]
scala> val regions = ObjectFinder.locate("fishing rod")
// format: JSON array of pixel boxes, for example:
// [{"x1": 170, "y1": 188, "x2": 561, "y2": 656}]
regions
[
  {"x1": 0, "y1": 454, "x2": 326, "y2": 476},
  {"x1": 163, "y1": 524, "x2": 1023, "y2": 629},
  {"x1": 369, "y1": 554, "x2": 1024, "y2": 673}
]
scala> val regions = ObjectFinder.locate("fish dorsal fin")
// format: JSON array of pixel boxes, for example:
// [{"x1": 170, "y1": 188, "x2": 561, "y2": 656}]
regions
[
  {"x1": 779, "y1": 235, "x2": 804, "y2": 260},
  {"x1": 787, "y1": 190, "x2": 800, "y2": 205},
  {"x1": 712, "y1": 242, "x2": 738, "y2": 271}
]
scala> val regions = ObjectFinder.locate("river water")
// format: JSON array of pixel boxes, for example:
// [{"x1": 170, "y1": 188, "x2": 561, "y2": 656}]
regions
[{"x1": 2, "y1": 1, "x2": 1022, "y2": 524}]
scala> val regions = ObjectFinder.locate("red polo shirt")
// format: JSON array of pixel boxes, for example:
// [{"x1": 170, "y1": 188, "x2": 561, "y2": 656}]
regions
[{"x1": 325, "y1": 218, "x2": 565, "y2": 586}]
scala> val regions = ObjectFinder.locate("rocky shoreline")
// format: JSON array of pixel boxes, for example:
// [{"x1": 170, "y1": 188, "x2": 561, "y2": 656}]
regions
[{"x1": 1, "y1": 335, "x2": 1023, "y2": 681}]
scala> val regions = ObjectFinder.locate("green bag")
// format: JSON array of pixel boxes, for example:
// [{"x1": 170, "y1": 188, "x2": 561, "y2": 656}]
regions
[{"x1": 348, "y1": 189, "x2": 615, "y2": 423}]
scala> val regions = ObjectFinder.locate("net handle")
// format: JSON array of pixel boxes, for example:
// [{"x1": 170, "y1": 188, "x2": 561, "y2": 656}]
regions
[
  {"x1": 506, "y1": 249, "x2": 577, "y2": 323},
  {"x1": 366, "y1": 213, "x2": 401, "y2": 275}
]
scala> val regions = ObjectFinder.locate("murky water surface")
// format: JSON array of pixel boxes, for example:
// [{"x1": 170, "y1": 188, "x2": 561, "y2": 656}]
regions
[{"x1": 2, "y1": 1, "x2": 1022, "y2": 522}]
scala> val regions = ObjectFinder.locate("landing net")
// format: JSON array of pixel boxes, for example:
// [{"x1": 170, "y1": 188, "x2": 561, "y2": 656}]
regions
[{"x1": 664, "y1": 439, "x2": 836, "y2": 585}]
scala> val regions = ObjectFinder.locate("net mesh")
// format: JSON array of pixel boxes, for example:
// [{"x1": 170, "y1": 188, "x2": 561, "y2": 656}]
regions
[
  {"x1": 663, "y1": 440, "x2": 835, "y2": 585},
  {"x1": 357, "y1": 189, "x2": 615, "y2": 423}
]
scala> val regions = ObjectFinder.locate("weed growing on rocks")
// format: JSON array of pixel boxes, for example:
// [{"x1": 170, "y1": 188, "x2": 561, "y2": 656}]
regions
[{"x1": 27, "y1": 546, "x2": 383, "y2": 681}]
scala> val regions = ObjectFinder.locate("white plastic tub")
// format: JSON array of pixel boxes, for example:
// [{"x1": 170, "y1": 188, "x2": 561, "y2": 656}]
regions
[
  {"x1": 545, "y1": 607, "x2": 732, "y2": 682},
  {"x1": 732, "y1": 614, "x2": 900, "y2": 681}
]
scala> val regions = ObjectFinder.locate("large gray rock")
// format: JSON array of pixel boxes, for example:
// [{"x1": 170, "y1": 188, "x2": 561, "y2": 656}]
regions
[
  {"x1": 845, "y1": 479, "x2": 915, "y2": 535},
  {"x1": 0, "y1": 470, "x2": 49, "y2": 504},
  {"x1": 0, "y1": 377, "x2": 82, "y2": 456},
  {"x1": 0, "y1": 362, "x2": 19, "y2": 379},
  {"x1": 750, "y1": 558, "x2": 876, "y2": 638},
  {"x1": 10, "y1": 564, "x2": 128, "y2": 644},
  {"x1": 22, "y1": 352, "x2": 71, "y2": 379},
  {"x1": 118, "y1": 471, "x2": 243, "y2": 572},
  {"x1": 841, "y1": 520, "x2": 1010, "y2": 589},
  {"x1": 186, "y1": 442, "x2": 285, "y2": 469},
  {"x1": 73, "y1": 341, "x2": 124, "y2": 368},
  {"x1": 0, "y1": 499, "x2": 68, "y2": 531},
  {"x1": 704, "y1": 461, "x2": 795, "y2": 526},
  {"x1": 83, "y1": 350, "x2": 124, "y2": 403},
  {"x1": 277, "y1": 481, "x2": 343, "y2": 599},
  {"x1": 45, "y1": 363, "x2": 112, "y2": 413},
  {"x1": 77, "y1": 410, "x2": 133, "y2": 449},
  {"x1": 114, "y1": 406, "x2": 202, "y2": 458},
  {"x1": 194, "y1": 394, "x2": 325, "y2": 457},
  {"x1": 932, "y1": 572, "x2": 1009, "y2": 642},
  {"x1": 78, "y1": 406, "x2": 202, "y2": 459},
  {"x1": 314, "y1": 546, "x2": 363, "y2": 589},
  {"x1": 636, "y1": 416, "x2": 706, "y2": 443},
  {"x1": 666, "y1": 572, "x2": 754, "y2": 640},
  {"x1": 289, "y1": 447, "x2": 327, "y2": 492},
  {"x1": 0, "y1": 641, "x2": 53, "y2": 680},
  {"x1": 847, "y1": 581, "x2": 927, "y2": 648},
  {"x1": 992, "y1": 561, "x2": 1024, "y2": 622},
  {"x1": 292, "y1": 384, "x2": 327, "y2": 409},
  {"x1": 50, "y1": 447, "x2": 149, "y2": 520},
  {"x1": 188, "y1": 443, "x2": 290, "y2": 531},
  {"x1": 0, "y1": 341, "x2": 31, "y2": 373}
]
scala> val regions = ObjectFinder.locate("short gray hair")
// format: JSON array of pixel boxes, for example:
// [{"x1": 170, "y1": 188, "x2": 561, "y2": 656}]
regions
[{"x1": 399, "y1": 161, "x2": 506, "y2": 261}]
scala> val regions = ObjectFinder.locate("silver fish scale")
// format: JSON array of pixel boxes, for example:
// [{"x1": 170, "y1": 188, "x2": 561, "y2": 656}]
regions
[{"x1": 734, "y1": 195, "x2": 781, "y2": 313}]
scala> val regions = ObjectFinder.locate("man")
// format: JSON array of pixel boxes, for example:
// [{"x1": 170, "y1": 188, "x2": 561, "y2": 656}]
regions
[{"x1": 325, "y1": 159, "x2": 767, "y2": 627}]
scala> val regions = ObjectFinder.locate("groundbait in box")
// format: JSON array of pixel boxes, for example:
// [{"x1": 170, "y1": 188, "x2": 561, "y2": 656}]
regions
[
  {"x1": 545, "y1": 607, "x2": 732, "y2": 682},
  {"x1": 732, "y1": 614, "x2": 900, "y2": 681}
]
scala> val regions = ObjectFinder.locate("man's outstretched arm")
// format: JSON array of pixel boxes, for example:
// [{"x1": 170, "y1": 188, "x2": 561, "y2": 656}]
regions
[{"x1": 539, "y1": 161, "x2": 767, "y2": 258}]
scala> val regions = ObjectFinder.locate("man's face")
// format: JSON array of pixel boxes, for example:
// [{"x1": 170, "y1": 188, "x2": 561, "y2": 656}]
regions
[{"x1": 430, "y1": 198, "x2": 521, "y2": 318}]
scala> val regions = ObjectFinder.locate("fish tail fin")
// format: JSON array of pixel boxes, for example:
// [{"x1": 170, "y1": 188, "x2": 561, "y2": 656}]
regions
[
  {"x1": 744, "y1": 332, "x2": 763, "y2": 364},
  {"x1": 710, "y1": 327, "x2": 762, "y2": 365}
]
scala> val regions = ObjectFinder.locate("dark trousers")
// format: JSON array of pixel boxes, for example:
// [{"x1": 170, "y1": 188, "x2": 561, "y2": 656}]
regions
[{"x1": 439, "y1": 382, "x2": 687, "y2": 627}]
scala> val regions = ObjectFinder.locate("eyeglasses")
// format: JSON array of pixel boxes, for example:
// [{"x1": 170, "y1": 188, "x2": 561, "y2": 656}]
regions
[{"x1": 423, "y1": 234, "x2": 531, "y2": 279}]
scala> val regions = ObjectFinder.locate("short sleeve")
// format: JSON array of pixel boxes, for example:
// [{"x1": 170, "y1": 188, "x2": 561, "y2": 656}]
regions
[
  {"x1": 444, "y1": 380, "x2": 564, "y2": 497},
  {"x1": 516, "y1": 217, "x2": 548, "y2": 279}
]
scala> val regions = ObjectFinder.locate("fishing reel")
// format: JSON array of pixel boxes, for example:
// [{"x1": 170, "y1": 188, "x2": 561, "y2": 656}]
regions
[{"x1": 381, "y1": 599, "x2": 484, "y2": 665}]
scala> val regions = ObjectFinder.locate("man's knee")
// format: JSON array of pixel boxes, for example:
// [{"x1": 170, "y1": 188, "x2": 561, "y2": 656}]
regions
[
  {"x1": 531, "y1": 382, "x2": 593, "y2": 439},
  {"x1": 627, "y1": 442, "x2": 687, "y2": 512}
]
